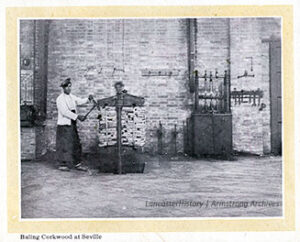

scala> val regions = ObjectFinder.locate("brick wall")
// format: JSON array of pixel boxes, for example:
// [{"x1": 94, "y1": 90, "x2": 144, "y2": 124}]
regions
[
  {"x1": 22, "y1": 18, "x2": 281, "y2": 156},
  {"x1": 46, "y1": 19, "x2": 192, "y2": 154},
  {"x1": 20, "y1": 127, "x2": 46, "y2": 160},
  {"x1": 34, "y1": 21, "x2": 49, "y2": 117},
  {"x1": 20, "y1": 20, "x2": 34, "y2": 105},
  {"x1": 193, "y1": 18, "x2": 280, "y2": 155},
  {"x1": 20, "y1": 20, "x2": 49, "y2": 160},
  {"x1": 195, "y1": 18, "x2": 230, "y2": 72},
  {"x1": 21, "y1": 127, "x2": 36, "y2": 160},
  {"x1": 230, "y1": 18, "x2": 281, "y2": 154}
]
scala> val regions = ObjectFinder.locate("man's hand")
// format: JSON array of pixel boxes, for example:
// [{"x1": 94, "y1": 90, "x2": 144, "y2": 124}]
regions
[
  {"x1": 77, "y1": 115, "x2": 86, "y2": 122},
  {"x1": 88, "y1": 94, "x2": 94, "y2": 101}
]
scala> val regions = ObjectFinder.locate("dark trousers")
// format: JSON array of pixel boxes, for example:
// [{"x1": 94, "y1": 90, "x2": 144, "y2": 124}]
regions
[{"x1": 56, "y1": 119, "x2": 82, "y2": 168}]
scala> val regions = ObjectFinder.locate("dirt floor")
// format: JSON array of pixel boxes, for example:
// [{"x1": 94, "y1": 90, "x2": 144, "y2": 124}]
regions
[{"x1": 21, "y1": 153, "x2": 282, "y2": 218}]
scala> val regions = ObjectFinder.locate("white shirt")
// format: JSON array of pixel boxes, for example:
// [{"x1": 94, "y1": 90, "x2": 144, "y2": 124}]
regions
[{"x1": 56, "y1": 93, "x2": 89, "y2": 125}]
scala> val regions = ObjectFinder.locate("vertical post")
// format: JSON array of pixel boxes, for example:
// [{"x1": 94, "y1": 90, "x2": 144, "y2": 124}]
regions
[
  {"x1": 227, "y1": 18, "x2": 231, "y2": 76},
  {"x1": 187, "y1": 19, "x2": 192, "y2": 90},
  {"x1": 157, "y1": 121, "x2": 163, "y2": 155},
  {"x1": 104, "y1": 107, "x2": 109, "y2": 147},
  {"x1": 132, "y1": 105, "x2": 136, "y2": 149},
  {"x1": 227, "y1": 18, "x2": 231, "y2": 114},
  {"x1": 43, "y1": 21, "x2": 50, "y2": 116},
  {"x1": 209, "y1": 71, "x2": 213, "y2": 111},
  {"x1": 223, "y1": 70, "x2": 229, "y2": 113},
  {"x1": 227, "y1": 70, "x2": 231, "y2": 112},
  {"x1": 183, "y1": 120, "x2": 187, "y2": 154},
  {"x1": 194, "y1": 70, "x2": 199, "y2": 112},
  {"x1": 187, "y1": 18, "x2": 197, "y2": 93},
  {"x1": 173, "y1": 124, "x2": 177, "y2": 155},
  {"x1": 116, "y1": 105, "x2": 122, "y2": 174},
  {"x1": 116, "y1": 93, "x2": 123, "y2": 174}
]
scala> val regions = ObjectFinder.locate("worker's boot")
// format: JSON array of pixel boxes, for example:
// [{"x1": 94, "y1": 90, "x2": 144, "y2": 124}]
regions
[
  {"x1": 58, "y1": 165, "x2": 70, "y2": 171},
  {"x1": 75, "y1": 162, "x2": 88, "y2": 171}
]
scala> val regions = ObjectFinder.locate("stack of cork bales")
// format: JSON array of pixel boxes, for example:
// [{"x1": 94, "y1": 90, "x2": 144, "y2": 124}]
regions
[{"x1": 98, "y1": 107, "x2": 146, "y2": 148}]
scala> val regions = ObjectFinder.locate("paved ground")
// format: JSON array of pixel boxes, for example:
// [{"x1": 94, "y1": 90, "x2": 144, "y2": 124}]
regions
[{"x1": 21, "y1": 154, "x2": 282, "y2": 218}]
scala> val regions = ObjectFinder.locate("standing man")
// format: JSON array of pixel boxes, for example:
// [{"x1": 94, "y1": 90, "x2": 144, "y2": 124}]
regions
[{"x1": 56, "y1": 78, "x2": 94, "y2": 171}]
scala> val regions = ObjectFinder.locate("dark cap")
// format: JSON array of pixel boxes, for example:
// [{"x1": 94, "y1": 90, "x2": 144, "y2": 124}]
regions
[
  {"x1": 114, "y1": 81, "x2": 124, "y2": 88},
  {"x1": 60, "y1": 78, "x2": 71, "y2": 88}
]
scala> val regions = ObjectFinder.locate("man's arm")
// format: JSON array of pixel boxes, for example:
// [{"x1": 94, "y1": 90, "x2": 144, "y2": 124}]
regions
[
  {"x1": 73, "y1": 94, "x2": 94, "y2": 105},
  {"x1": 72, "y1": 94, "x2": 89, "y2": 105},
  {"x1": 56, "y1": 97, "x2": 78, "y2": 120}
]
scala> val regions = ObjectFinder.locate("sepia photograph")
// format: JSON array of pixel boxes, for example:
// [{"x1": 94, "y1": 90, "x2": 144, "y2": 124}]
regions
[{"x1": 19, "y1": 17, "x2": 283, "y2": 219}]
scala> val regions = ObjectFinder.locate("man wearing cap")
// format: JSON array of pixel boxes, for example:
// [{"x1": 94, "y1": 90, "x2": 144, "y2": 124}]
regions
[
  {"x1": 114, "y1": 81, "x2": 127, "y2": 94},
  {"x1": 56, "y1": 78, "x2": 93, "y2": 171}
]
